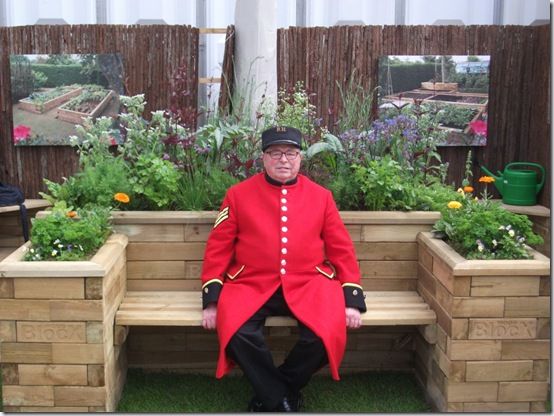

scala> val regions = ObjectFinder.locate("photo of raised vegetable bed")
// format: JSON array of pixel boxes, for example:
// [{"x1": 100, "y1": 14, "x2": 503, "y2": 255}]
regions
[
  {"x1": 56, "y1": 86, "x2": 117, "y2": 125},
  {"x1": 10, "y1": 53, "x2": 124, "y2": 146},
  {"x1": 18, "y1": 85, "x2": 82, "y2": 114},
  {"x1": 378, "y1": 55, "x2": 490, "y2": 146}
]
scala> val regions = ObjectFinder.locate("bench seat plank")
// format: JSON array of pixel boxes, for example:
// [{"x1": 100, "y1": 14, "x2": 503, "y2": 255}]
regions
[{"x1": 116, "y1": 291, "x2": 436, "y2": 327}]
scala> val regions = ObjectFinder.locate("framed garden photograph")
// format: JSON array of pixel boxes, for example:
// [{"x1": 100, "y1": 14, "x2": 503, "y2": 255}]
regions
[
  {"x1": 10, "y1": 53, "x2": 124, "y2": 146},
  {"x1": 378, "y1": 55, "x2": 490, "y2": 146}
]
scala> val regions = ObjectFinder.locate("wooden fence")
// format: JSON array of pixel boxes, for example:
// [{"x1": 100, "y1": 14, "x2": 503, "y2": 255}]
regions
[
  {"x1": 0, "y1": 25, "x2": 199, "y2": 197},
  {"x1": 0, "y1": 24, "x2": 549, "y2": 207},
  {"x1": 277, "y1": 25, "x2": 550, "y2": 206}
]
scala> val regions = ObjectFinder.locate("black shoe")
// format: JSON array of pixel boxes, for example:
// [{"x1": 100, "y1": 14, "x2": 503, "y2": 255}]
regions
[
  {"x1": 273, "y1": 397, "x2": 294, "y2": 412},
  {"x1": 288, "y1": 391, "x2": 303, "y2": 411},
  {"x1": 247, "y1": 396, "x2": 265, "y2": 412}
]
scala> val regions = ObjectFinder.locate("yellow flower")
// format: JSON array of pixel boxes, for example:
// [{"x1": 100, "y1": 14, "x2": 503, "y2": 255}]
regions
[
  {"x1": 456, "y1": 188, "x2": 464, "y2": 195},
  {"x1": 114, "y1": 193, "x2": 130, "y2": 204},
  {"x1": 447, "y1": 201, "x2": 462, "y2": 209},
  {"x1": 463, "y1": 186, "x2": 474, "y2": 193},
  {"x1": 478, "y1": 176, "x2": 495, "y2": 183}
]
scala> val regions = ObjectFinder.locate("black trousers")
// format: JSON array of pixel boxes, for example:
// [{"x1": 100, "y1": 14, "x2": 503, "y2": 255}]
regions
[{"x1": 225, "y1": 286, "x2": 328, "y2": 410}]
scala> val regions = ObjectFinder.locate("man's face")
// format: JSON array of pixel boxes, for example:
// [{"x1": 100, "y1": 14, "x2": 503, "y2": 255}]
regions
[{"x1": 262, "y1": 145, "x2": 302, "y2": 183}]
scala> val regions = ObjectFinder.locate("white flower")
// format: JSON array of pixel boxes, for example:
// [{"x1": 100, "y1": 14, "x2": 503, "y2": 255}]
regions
[
  {"x1": 506, "y1": 225, "x2": 512, "y2": 231},
  {"x1": 518, "y1": 237, "x2": 526, "y2": 243},
  {"x1": 57, "y1": 244, "x2": 63, "y2": 248},
  {"x1": 492, "y1": 239, "x2": 497, "y2": 247},
  {"x1": 498, "y1": 225, "x2": 505, "y2": 230},
  {"x1": 476, "y1": 239, "x2": 485, "y2": 252},
  {"x1": 30, "y1": 248, "x2": 34, "y2": 253},
  {"x1": 54, "y1": 239, "x2": 61, "y2": 244},
  {"x1": 51, "y1": 249, "x2": 58, "y2": 257},
  {"x1": 79, "y1": 245, "x2": 84, "y2": 251},
  {"x1": 508, "y1": 229, "x2": 515, "y2": 237}
]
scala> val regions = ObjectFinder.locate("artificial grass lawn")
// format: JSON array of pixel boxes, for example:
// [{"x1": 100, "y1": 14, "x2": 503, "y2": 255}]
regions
[{"x1": 117, "y1": 369, "x2": 432, "y2": 412}]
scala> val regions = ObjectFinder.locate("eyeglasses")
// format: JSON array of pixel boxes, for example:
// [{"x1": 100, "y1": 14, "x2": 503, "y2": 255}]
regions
[{"x1": 265, "y1": 150, "x2": 300, "y2": 161}]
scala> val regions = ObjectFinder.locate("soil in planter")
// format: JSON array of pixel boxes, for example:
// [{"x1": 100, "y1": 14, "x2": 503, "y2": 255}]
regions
[
  {"x1": 70, "y1": 99, "x2": 103, "y2": 113},
  {"x1": 429, "y1": 94, "x2": 487, "y2": 104}
]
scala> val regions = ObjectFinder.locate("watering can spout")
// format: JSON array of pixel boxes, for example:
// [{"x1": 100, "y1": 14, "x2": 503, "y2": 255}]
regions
[{"x1": 480, "y1": 166, "x2": 504, "y2": 195}]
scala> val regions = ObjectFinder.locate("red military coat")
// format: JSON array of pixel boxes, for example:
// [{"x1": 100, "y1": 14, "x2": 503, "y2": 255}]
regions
[{"x1": 201, "y1": 173, "x2": 365, "y2": 380}]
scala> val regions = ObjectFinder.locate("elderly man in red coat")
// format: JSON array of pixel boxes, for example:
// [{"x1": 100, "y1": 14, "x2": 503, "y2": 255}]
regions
[{"x1": 201, "y1": 126, "x2": 366, "y2": 412}]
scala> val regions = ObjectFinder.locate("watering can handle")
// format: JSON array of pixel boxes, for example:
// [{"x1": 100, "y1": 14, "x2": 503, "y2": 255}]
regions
[{"x1": 505, "y1": 162, "x2": 545, "y2": 190}]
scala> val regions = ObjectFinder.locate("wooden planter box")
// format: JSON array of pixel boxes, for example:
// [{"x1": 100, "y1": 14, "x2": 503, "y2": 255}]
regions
[
  {"x1": 415, "y1": 232, "x2": 550, "y2": 412},
  {"x1": 56, "y1": 90, "x2": 115, "y2": 125},
  {"x1": 0, "y1": 234, "x2": 128, "y2": 412},
  {"x1": 421, "y1": 82, "x2": 459, "y2": 92},
  {"x1": 18, "y1": 88, "x2": 83, "y2": 114}
]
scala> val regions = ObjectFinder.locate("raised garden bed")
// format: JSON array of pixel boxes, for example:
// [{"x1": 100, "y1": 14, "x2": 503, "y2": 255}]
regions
[
  {"x1": 18, "y1": 87, "x2": 83, "y2": 114},
  {"x1": 415, "y1": 232, "x2": 550, "y2": 412},
  {"x1": 56, "y1": 89, "x2": 115, "y2": 125},
  {"x1": 0, "y1": 234, "x2": 128, "y2": 412},
  {"x1": 0, "y1": 210, "x2": 549, "y2": 413}
]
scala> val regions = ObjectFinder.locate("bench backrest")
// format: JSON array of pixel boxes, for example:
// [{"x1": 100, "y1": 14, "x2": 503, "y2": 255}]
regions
[{"x1": 113, "y1": 211, "x2": 439, "y2": 293}]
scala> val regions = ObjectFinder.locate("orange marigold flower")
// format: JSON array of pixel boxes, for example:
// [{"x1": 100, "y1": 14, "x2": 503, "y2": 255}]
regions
[
  {"x1": 114, "y1": 192, "x2": 130, "y2": 203},
  {"x1": 478, "y1": 176, "x2": 495, "y2": 183},
  {"x1": 463, "y1": 186, "x2": 474, "y2": 193},
  {"x1": 66, "y1": 211, "x2": 77, "y2": 218}
]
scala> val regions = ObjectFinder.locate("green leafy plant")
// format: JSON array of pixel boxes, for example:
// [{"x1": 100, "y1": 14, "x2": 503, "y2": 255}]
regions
[
  {"x1": 176, "y1": 168, "x2": 237, "y2": 210},
  {"x1": 352, "y1": 156, "x2": 419, "y2": 211},
  {"x1": 273, "y1": 81, "x2": 327, "y2": 144},
  {"x1": 336, "y1": 71, "x2": 377, "y2": 133},
  {"x1": 433, "y1": 194, "x2": 543, "y2": 259},
  {"x1": 435, "y1": 104, "x2": 478, "y2": 129},
  {"x1": 40, "y1": 115, "x2": 134, "y2": 210},
  {"x1": 25, "y1": 202, "x2": 112, "y2": 261},
  {"x1": 129, "y1": 153, "x2": 181, "y2": 210},
  {"x1": 62, "y1": 85, "x2": 109, "y2": 112}
]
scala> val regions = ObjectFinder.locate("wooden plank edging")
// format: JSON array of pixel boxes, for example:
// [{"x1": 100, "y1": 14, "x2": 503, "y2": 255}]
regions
[
  {"x1": 0, "y1": 234, "x2": 128, "y2": 278},
  {"x1": 418, "y1": 232, "x2": 550, "y2": 276}
]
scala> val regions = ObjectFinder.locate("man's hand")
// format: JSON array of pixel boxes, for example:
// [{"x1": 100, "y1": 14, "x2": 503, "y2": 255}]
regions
[
  {"x1": 345, "y1": 307, "x2": 362, "y2": 329},
  {"x1": 202, "y1": 303, "x2": 217, "y2": 330}
]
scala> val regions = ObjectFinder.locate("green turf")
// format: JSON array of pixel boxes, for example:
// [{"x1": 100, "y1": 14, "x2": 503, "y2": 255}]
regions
[{"x1": 117, "y1": 369, "x2": 432, "y2": 412}]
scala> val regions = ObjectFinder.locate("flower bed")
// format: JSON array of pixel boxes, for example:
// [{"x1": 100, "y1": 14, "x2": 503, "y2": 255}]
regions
[
  {"x1": 0, "y1": 234, "x2": 128, "y2": 412},
  {"x1": 56, "y1": 89, "x2": 115, "y2": 125},
  {"x1": 18, "y1": 87, "x2": 83, "y2": 114},
  {"x1": 415, "y1": 232, "x2": 550, "y2": 412}
]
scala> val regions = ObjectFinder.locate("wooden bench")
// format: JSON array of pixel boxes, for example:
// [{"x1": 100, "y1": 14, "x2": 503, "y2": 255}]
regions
[
  {"x1": 111, "y1": 211, "x2": 440, "y2": 375},
  {"x1": 115, "y1": 290, "x2": 436, "y2": 327}
]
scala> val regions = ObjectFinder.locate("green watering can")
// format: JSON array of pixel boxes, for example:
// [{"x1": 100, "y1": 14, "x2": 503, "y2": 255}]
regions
[{"x1": 481, "y1": 162, "x2": 545, "y2": 206}]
